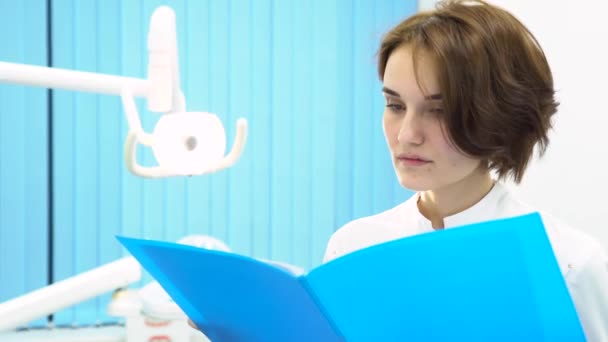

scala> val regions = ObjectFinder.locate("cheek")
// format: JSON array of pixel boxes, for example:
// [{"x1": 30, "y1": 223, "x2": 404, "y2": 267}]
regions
[
  {"x1": 432, "y1": 127, "x2": 478, "y2": 167},
  {"x1": 382, "y1": 114, "x2": 400, "y2": 146},
  {"x1": 442, "y1": 143, "x2": 480, "y2": 170}
]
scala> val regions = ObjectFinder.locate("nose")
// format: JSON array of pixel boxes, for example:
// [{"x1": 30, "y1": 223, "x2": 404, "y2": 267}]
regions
[{"x1": 397, "y1": 111, "x2": 424, "y2": 145}]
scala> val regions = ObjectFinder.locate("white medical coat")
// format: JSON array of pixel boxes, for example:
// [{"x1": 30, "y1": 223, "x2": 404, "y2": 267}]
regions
[{"x1": 324, "y1": 183, "x2": 608, "y2": 341}]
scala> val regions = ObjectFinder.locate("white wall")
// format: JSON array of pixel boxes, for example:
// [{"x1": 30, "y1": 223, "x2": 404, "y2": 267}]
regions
[{"x1": 419, "y1": 0, "x2": 608, "y2": 249}]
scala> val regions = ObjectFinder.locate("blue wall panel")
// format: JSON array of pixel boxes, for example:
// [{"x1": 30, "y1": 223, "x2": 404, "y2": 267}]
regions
[
  {"x1": 335, "y1": 0, "x2": 355, "y2": 231},
  {"x1": 96, "y1": 0, "x2": 124, "y2": 323},
  {"x1": 248, "y1": 0, "x2": 273, "y2": 260},
  {"x1": 0, "y1": 0, "x2": 49, "y2": 328},
  {"x1": 227, "y1": 0, "x2": 254, "y2": 256},
  {"x1": 1, "y1": 0, "x2": 417, "y2": 326},
  {"x1": 311, "y1": 0, "x2": 339, "y2": 264},
  {"x1": 184, "y1": 1, "x2": 213, "y2": 244},
  {"x1": 207, "y1": 0, "x2": 231, "y2": 245},
  {"x1": 49, "y1": 0, "x2": 75, "y2": 324},
  {"x1": 270, "y1": 0, "x2": 295, "y2": 264},
  {"x1": 291, "y1": 0, "x2": 314, "y2": 266}
]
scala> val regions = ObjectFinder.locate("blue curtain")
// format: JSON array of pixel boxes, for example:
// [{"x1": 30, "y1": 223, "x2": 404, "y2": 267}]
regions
[
  {"x1": 1, "y1": 0, "x2": 416, "y2": 327},
  {"x1": 0, "y1": 0, "x2": 49, "y2": 328}
]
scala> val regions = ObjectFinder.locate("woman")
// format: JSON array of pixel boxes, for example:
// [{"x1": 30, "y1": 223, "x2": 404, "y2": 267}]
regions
[{"x1": 323, "y1": 0, "x2": 607, "y2": 340}]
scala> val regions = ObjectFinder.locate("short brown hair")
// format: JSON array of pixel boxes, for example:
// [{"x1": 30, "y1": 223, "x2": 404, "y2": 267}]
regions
[{"x1": 378, "y1": 0, "x2": 557, "y2": 183}]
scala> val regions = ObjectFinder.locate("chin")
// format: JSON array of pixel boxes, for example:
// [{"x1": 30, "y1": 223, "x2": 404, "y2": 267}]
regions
[{"x1": 396, "y1": 174, "x2": 433, "y2": 192}]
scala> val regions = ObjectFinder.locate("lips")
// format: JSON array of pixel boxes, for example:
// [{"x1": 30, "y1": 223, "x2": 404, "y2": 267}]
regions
[
  {"x1": 396, "y1": 153, "x2": 431, "y2": 162},
  {"x1": 396, "y1": 153, "x2": 431, "y2": 166}
]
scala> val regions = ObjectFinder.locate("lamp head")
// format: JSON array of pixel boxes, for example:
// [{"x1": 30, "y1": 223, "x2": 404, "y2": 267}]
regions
[{"x1": 151, "y1": 112, "x2": 227, "y2": 176}]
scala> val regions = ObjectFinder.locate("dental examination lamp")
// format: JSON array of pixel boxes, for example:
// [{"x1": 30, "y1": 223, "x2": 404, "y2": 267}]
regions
[
  {"x1": 0, "y1": 6, "x2": 248, "y2": 178},
  {"x1": 0, "y1": 5, "x2": 246, "y2": 333}
]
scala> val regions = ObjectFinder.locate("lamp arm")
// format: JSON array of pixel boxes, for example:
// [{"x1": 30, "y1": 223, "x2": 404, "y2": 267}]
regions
[
  {"x1": 120, "y1": 88, "x2": 154, "y2": 145},
  {"x1": 0, "y1": 61, "x2": 149, "y2": 98},
  {"x1": 0, "y1": 257, "x2": 141, "y2": 332},
  {"x1": 0, "y1": 5, "x2": 182, "y2": 112}
]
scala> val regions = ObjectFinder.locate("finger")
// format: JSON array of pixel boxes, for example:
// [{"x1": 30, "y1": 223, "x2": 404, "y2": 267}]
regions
[{"x1": 187, "y1": 319, "x2": 198, "y2": 330}]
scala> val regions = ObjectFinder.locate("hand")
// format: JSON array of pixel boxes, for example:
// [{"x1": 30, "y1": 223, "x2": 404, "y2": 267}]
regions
[
  {"x1": 188, "y1": 318, "x2": 214, "y2": 342},
  {"x1": 188, "y1": 319, "x2": 199, "y2": 330}
]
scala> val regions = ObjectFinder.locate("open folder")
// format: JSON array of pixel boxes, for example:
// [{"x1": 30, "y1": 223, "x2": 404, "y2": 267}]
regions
[{"x1": 117, "y1": 213, "x2": 585, "y2": 342}]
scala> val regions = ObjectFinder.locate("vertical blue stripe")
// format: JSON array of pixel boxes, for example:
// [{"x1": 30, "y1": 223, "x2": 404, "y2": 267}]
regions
[
  {"x1": 72, "y1": 0, "x2": 100, "y2": 324},
  {"x1": 270, "y1": 0, "x2": 294, "y2": 263},
  {"x1": 249, "y1": 0, "x2": 273, "y2": 260},
  {"x1": 291, "y1": 1, "x2": 314, "y2": 267},
  {"x1": 351, "y1": 0, "x2": 376, "y2": 219},
  {"x1": 310, "y1": 0, "x2": 338, "y2": 265},
  {"x1": 184, "y1": 0, "x2": 213, "y2": 237},
  {"x1": 373, "y1": 2, "x2": 390, "y2": 214},
  {"x1": 0, "y1": 0, "x2": 49, "y2": 329},
  {"x1": 22, "y1": 3, "x2": 50, "y2": 327},
  {"x1": 334, "y1": 0, "x2": 355, "y2": 229},
  {"x1": 120, "y1": 0, "x2": 145, "y2": 243},
  {"x1": 227, "y1": 0, "x2": 254, "y2": 256},
  {"x1": 95, "y1": 0, "x2": 123, "y2": 324},
  {"x1": 50, "y1": 0, "x2": 77, "y2": 325},
  {"x1": 207, "y1": 0, "x2": 230, "y2": 243},
  {"x1": 122, "y1": 0, "x2": 154, "y2": 296}
]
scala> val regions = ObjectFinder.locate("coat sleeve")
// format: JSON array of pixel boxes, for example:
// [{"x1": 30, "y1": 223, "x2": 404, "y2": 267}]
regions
[{"x1": 568, "y1": 245, "x2": 608, "y2": 342}]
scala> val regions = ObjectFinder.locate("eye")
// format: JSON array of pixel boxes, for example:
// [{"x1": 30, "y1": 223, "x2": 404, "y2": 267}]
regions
[
  {"x1": 428, "y1": 107, "x2": 444, "y2": 115},
  {"x1": 387, "y1": 103, "x2": 405, "y2": 112},
  {"x1": 385, "y1": 98, "x2": 405, "y2": 113},
  {"x1": 425, "y1": 102, "x2": 445, "y2": 117}
]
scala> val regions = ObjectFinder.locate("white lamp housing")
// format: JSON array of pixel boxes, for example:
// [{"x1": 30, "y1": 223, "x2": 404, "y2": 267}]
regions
[
  {"x1": 153, "y1": 112, "x2": 227, "y2": 175},
  {"x1": 0, "y1": 5, "x2": 248, "y2": 178},
  {"x1": 121, "y1": 87, "x2": 248, "y2": 178}
]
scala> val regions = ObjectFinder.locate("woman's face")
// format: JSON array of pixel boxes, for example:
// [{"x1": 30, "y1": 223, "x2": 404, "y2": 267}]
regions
[{"x1": 382, "y1": 45, "x2": 483, "y2": 192}]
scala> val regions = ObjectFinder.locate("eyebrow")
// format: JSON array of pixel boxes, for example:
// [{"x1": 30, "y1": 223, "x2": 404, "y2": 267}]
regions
[
  {"x1": 382, "y1": 86, "x2": 442, "y2": 101},
  {"x1": 382, "y1": 86, "x2": 401, "y2": 97},
  {"x1": 425, "y1": 93, "x2": 442, "y2": 101}
]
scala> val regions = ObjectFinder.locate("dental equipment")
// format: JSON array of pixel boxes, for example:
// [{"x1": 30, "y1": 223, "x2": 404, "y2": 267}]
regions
[
  {"x1": 0, "y1": 235, "x2": 231, "y2": 334},
  {"x1": 0, "y1": 6, "x2": 248, "y2": 178},
  {"x1": 0, "y1": 257, "x2": 141, "y2": 332},
  {"x1": 0, "y1": 4, "x2": 247, "y2": 334}
]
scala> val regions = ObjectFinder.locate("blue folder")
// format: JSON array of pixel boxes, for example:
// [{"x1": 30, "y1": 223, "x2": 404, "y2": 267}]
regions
[{"x1": 117, "y1": 212, "x2": 585, "y2": 341}]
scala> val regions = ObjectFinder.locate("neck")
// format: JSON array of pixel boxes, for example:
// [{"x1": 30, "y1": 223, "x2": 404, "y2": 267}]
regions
[{"x1": 417, "y1": 169, "x2": 494, "y2": 229}]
